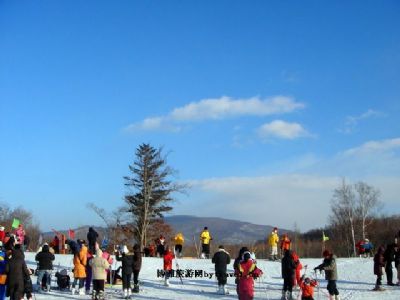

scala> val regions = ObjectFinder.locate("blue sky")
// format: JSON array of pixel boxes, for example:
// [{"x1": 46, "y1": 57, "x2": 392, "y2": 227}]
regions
[{"x1": 0, "y1": 1, "x2": 399, "y2": 231}]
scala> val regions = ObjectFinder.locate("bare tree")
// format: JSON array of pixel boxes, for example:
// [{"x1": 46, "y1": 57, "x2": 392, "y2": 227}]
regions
[
  {"x1": 330, "y1": 178, "x2": 357, "y2": 257},
  {"x1": 354, "y1": 181, "x2": 382, "y2": 239}
]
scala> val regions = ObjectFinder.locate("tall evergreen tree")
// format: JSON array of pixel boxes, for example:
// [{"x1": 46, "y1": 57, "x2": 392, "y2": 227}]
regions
[{"x1": 123, "y1": 143, "x2": 184, "y2": 250}]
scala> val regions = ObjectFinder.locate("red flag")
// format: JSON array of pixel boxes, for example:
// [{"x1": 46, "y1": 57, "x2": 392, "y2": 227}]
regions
[{"x1": 68, "y1": 229, "x2": 75, "y2": 240}]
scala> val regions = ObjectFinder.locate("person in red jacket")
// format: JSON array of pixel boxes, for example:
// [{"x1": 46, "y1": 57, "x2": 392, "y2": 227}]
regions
[
  {"x1": 163, "y1": 246, "x2": 175, "y2": 287},
  {"x1": 299, "y1": 275, "x2": 318, "y2": 300},
  {"x1": 280, "y1": 234, "x2": 291, "y2": 253},
  {"x1": 292, "y1": 251, "x2": 303, "y2": 288},
  {"x1": 0, "y1": 227, "x2": 5, "y2": 243},
  {"x1": 236, "y1": 251, "x2": 262, "y2": 300}
]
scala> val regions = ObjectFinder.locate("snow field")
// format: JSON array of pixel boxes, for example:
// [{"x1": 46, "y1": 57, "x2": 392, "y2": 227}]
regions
[{"x1": 24, "y1": 253, "x2": 400, "y2": 299}]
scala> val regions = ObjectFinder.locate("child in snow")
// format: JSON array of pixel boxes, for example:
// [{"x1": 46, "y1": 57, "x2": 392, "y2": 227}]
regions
[
  {"x1": 314, "y1": 249, "x2": 340, "y2": 300},
  {"x1": 89, "y1": 246, "x2": 110, "y2": 300},
  {"x1": 299, "y1": 275, "x2": 318, "y2": 300},
  {"x1": 115, "y1": 245, "x2": 134, "y2": 298},
  {"x1": 236, "y1": 251, "x2": 263, "y2": 300},
  {"x1": 281, "y1": 249, "x2": 296, "y2": 300},
  {"x1": 163, "y1": 245, "x2": 175, "y2": 286},
  {"x1": 373, "y1": 245, "x2": 385, "y2": 291},
  {"x1": 233, "y1": 247, "x2": 249, "y2": 296}
]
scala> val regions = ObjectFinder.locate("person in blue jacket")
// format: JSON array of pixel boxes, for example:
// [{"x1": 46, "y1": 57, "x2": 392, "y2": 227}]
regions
[{"x1": 0, "y1": 241, "x2": 7, "y2": 300}]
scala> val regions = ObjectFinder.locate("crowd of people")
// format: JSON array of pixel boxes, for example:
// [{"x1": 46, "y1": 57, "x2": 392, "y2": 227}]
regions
[{"x1": 0, "y1": 223, "x2": 399, "y2": 300}]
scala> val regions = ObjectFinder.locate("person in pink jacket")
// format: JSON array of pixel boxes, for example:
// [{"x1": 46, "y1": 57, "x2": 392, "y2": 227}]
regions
[
  {"x1": 236, "y1": 251, "x2": 263, "y2": 300},
  {"x1": 15, "y1": 225, "x2": 25, "y2": 250}
]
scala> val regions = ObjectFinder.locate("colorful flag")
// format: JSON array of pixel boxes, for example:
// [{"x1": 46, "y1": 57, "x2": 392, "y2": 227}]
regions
[
  {"x1": 11, "y1": 218, "x2": 20, "y2": 229},
  {"x1": 68, "y1": 229, "x2": 75, "y2": 240},
  {"x1": 101, "y1": 237, "x2": 109, "y2": 249},
  {"x1": 323, "y1": 231, "x2": 330, "y2": 242}
]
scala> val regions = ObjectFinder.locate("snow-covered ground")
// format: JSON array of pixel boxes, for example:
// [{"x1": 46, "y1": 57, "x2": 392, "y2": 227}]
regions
[{"x1": 25, "y1": 253, "x2": 400, "y2": 299}]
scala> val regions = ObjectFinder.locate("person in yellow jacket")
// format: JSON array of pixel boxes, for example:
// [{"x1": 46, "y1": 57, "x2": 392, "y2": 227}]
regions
[
  {"x1": 268, "y1": 227, "x2": 279, "y2": 261},
  {"x1": 174, "y1": 232, "x2": 184, "y2": 257},
  {"x1": 200, "y1": 227, "x2": 212, "y2": 259}
]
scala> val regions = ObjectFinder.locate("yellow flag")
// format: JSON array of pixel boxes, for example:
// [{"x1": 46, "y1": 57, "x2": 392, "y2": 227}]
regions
[{"x1": 323, "y1": 231, "x2": 330, "y2": 242}]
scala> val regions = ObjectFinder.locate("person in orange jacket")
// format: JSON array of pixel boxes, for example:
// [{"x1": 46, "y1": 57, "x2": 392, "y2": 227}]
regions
[
  {"x1": 163, "y1": 246, "x2": 175, "y2": 287},
  {"x1": 71, "y1": 240, "x2": 88, "y2": 295},
  {"x1": 280, "y1": 234, "x2": 291, "y2": 253},
  {"x1": 299, "y1": 275, "x2": 318, "y2": 300}
]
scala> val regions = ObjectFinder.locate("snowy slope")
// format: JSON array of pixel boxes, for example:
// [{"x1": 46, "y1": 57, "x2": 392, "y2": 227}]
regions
[{"x1": 24, "y1": 253, "x2": 400, "y2": 299}]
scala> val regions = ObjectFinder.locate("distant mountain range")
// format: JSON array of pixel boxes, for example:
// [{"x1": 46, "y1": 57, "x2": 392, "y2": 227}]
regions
[
  {"x1": 165, "y1": 215, "x2": 278, "y2": 245},
  {"x1": 43, "y1": 215, "x2": 287, "y2": 245}
]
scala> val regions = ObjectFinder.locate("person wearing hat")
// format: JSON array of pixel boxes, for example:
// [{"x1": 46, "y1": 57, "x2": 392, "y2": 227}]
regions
[
  {"x1": 72, "y1": 240, "x2": 88, "y2": 295},
  {"x1": 115, "y1": 245, "x2": 134, "y2": 298},
  {"x1": 268, "y1": 227, "x2": 279, "y2": 261},
  {"x1": 236, "y1": 251, "x2": 263, "y2": 300},
  {"x1": 200, "y1": 227, "x2": 212, "y2": 259},
  {"x1": 314, "y1": 250, "x2": 340, "y2": 300},
  {"x1": 212, "y1": 245, "x2": 231, "y2": 295}
]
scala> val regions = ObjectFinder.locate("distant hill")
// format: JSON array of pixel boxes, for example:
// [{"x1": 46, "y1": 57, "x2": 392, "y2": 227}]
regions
[
  {"x1": 165, "y1": 215, "x2": 283, "y2": 245},
  {"x1": 42, "y1": 215, "x2": 288, "y2": 245}
]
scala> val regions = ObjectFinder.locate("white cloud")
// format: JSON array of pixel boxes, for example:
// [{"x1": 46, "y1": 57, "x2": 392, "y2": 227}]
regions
[
  {"x1": 258, "y1": 120, "x2": 310, "y2": 139},
  {"x1": 342, "y1": 137, "x2": 400, "y2": 156},
  {"x1": 125, "y1": 95, "x2": 305, "y2": 132},
  {"x1": 175, "y1": 175, "x2": 340, "y2": 231},
  {"x1": 341, "y1": 109, "x2": 385, "y2": 134}
]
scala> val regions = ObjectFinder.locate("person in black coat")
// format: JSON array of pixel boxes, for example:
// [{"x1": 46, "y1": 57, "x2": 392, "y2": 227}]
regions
[
  {"x1": 87, "y1": 227, "x2": 98, "y2": 254},
  {"x1": 115, "y1": 245, "x2": 134, "y2": 298},
  {"x1": 281, "y1": 249, "x2": 296, "y2": 300},
  {"x1": 383, "y1": 243, "x2": 396, "y2": 286},
  {"x1": 132, "y1": 244, "x2": 142, "y2": 293},
  {"x1": 212, "y1": 245, "x2": 231, "y2": 295},
  {"x1": 5, "y1": 247, "x2": 31, "y2": 300},
  {"x1": 35, "y1": 244, "x2": 55, "y2": 291}
]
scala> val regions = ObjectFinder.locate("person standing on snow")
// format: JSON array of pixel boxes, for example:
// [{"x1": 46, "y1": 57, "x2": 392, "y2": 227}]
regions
[
  {"x1": 314, "y1": 249, "x2": 340, "y2": 300},
  {"x1": 212, "y1": 245, "x2": 231, "y2": 295},
  {"x1": 71, "y1": 239, "x2": 88, "y2": 295},
  {"x1": 132, "y1": 244, "x2": 142, "y2": 293},
  {"x1": 383, "y1": 242, "x2": 396, "y2": 286},
  {"x1": 0, "y1": 227, "x2": 5, "y2": 244},
  {"x1": 163, "y1": 246, "x2": 175, "y2": 287},
  {"x1": 373, "y1": 245, "x2": 386, "y2": 291},
  {"x1": 87, "y1": 227, "x2": 99, "y2": 254},
  {"x1": 236, "y1": 251, "x2": 263, "y2": 300},
  {"x1": 89, "y1": 246, "x2": 110, "y2": 300},
  {"x1": 35, "y1": 244, "x2": 55, "y2": 292},
  {"x1": 5, "y1": 246, "x2": 31, "y2": 300},
  {"x1": 281, "y1": 249, "x2": 296, "y2": 300},
  {"x1": 268, "y1": 227, "x2": 279, "y2": 261},
  {"x1": 115, "y1": 245, "x2": 134, "y2": 298},
  {"x1": 174, "y1": 232, "x2": 184, "y2": 257},
  {"x1": 200, "y1": 227, "x2": 212, "y2": 259}
]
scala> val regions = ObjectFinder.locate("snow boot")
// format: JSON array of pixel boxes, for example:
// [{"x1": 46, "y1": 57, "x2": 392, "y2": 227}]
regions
[
  {"x1": 91, "y1": 290, "x2": 97, "y2": 300},
  {"x1": 71, "y1": 288, "x2": 76, "y2": 295},
  {"x1": 281, "y1": 290, "x2": 288, "y2": 300},
  {"x1": 123, "y1": 289, "x2": 128, "y2": 298},
  {"x1": 128, "y1": 289, "x2": 132, "y2": 297},
  {"x1": 79, "y1": 288, "x2": 85, "y2": 295},
  {"x1": 98, "y1": 290, "x2": 105, "y2": 300},
  {"x1": 334, "y1": 295, "x2": 341, "y2": 300},
  {"x1": 164, "y1": 278, "x2": 170, "y2": 287},
  {"x1": 132, "y1": 284, "x2": 139, "y2": 293}
]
